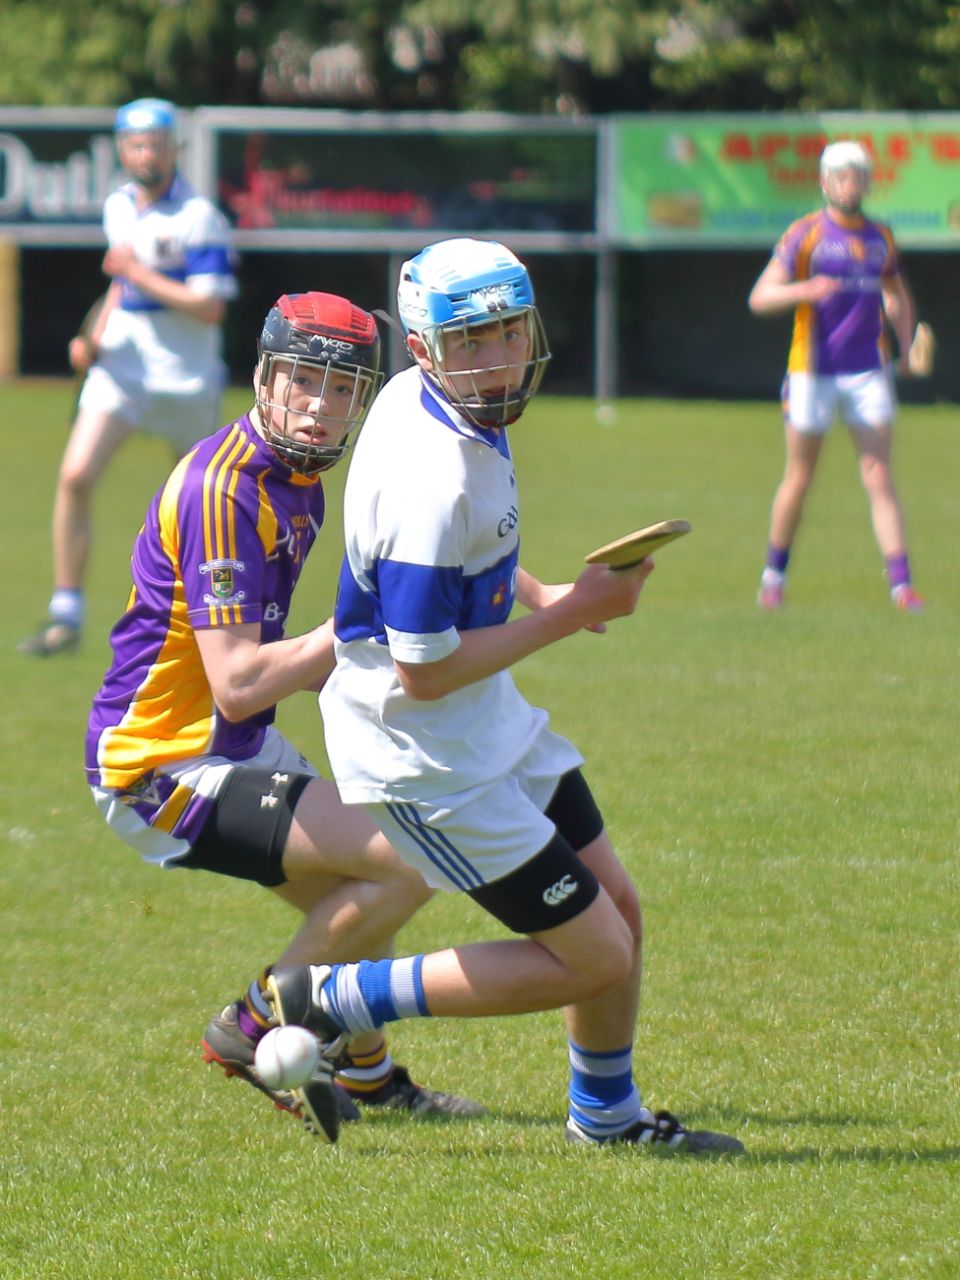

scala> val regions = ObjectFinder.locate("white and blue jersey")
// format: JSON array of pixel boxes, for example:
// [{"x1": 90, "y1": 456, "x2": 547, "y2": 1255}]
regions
[
  {"x1": 96, "y1": 173, "x2": 237, "y2": 396},
  {"x1": 320, "y1": 365, "x2": 559, "y2": 804}
]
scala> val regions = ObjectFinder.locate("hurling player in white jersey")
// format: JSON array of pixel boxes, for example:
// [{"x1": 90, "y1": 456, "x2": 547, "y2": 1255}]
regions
[
  {"x1": 267, "y1": 238, "x2": 745, "y2": 1155},
  {"x1": 20, "y1": 98, "x2": 238, "y2": 657}
]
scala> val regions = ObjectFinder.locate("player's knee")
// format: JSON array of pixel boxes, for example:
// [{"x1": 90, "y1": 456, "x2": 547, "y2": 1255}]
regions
[
  {"x1": 860, "y1": 457, "x2": 892, "y2": 493},
  {"x1": 58, "y1": 456, "x2": 99, "y2": 498},
  {"x1": 567, "y1": 913, "x2": 635, "y2": 996},
  {"x1": 615, "y1": 883, "x2": 643, "y2": 951},
  {"x1": 785, "y1": 467, "x2": 815, "y2": 496},
  {"x1": 575, "y1": 932, "x2": 634, "y2": 997},
  {"x1": 390, "y1": 862, "x2": 433, "y2": 912}
]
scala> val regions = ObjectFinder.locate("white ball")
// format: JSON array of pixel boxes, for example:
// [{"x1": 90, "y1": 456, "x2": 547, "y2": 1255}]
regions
[{"x1": 254, "y1": 1025, "x2": 320, "y2": 1090}]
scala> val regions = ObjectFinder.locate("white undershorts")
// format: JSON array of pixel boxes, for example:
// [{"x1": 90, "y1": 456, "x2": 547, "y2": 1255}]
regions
[
  {"x1": 365, "y1": 726, "x2": 584, "y2": 892},
  {"x1": 79, "y1": 363, "x2": 223, "y2": 455},
  {"x1": 783, "y1": 370, "x2": 896, "y2": 434}
]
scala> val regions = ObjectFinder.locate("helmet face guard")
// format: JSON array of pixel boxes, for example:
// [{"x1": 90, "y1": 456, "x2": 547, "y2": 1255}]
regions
[
  {"x1": 114, "y1": 99, "x2": 178, "y2": 189},
  {"x1": 419, "y1": 307, "x2": 550, "y2": 430},
  {"x1": 255, "y1": 293, "x2": 383, "y2": 475},
  {"x1": 397, "y1": 238, "x2": 551, "y2": 428},
  {"x1": 819, "y1": 141, "x2": 872, "y2": 213}
]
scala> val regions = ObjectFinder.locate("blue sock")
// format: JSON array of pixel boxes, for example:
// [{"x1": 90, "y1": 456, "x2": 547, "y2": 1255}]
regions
[
  {"x1": 567, "y1": 1041, "x2": 644, "y2": 1139},
  {"x1": 320, "y1": 957, "x2": 430, "y2": 1037}
]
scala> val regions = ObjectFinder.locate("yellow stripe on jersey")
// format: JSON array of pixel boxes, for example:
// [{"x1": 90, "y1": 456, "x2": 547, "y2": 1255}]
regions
[
  {"x1": 97, "y1": 460, "x2": 219, "y2": 788},
  {"x1": 256, "y1": 470, "x2": 279, "y2": 556},
  {"x1": 787, "y1": 218, "x2": 823, "y2": 374},
  {"x1": 224, "y1": 451, "x2": 249, "y2": 626},
  {"x1": 202, "y1": 425, "x2": 256, "y2": 626},
  {"x1": 151, "y1": 782, "x2": 195, "y2": 833}
]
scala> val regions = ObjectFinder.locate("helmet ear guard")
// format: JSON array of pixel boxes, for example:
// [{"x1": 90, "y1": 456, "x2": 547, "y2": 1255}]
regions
[
  {"x1": 396, "y1": 238, "x2": 551, "y2": 428},
  {"x1": 255, "y1": 293, "x2": 383, "y2": 474}
]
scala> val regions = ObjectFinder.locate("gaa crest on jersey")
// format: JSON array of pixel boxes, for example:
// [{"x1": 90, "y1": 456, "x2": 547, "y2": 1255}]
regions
[{"x1": 200, "y1": 557, "x2": 246, "y2": 604}]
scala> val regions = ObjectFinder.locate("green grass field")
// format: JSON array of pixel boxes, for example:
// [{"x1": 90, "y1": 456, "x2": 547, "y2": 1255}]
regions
[{"x1": 2, "y1": 380, "x2": 957, "y2": 1279}]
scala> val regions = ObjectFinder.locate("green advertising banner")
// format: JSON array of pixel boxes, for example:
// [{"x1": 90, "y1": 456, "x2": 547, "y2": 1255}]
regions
[{"x1": 612, "y1": 113, "x2": 960, "y2": 248}]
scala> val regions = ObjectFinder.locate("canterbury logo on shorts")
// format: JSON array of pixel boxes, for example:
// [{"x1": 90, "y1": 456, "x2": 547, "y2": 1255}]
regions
[{"x1": 543, "y1": 874, "x2": 579, "y2": 906}]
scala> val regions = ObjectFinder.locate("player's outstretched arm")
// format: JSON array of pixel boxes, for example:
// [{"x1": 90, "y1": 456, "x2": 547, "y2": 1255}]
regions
[
  {"x1": 395, "y1": 561, "x2": 653, "y2": 702},
  {"x1": 748, "y1": 258, "x2": 841, "y2": 315},
  {"x1": 881, "y1": 273, "x2": 916, "y2": 371},
  {"x1": 194, "y1": 618, "x2": 336, "y2": 721},
  {"x1": 516, "y1": 567, "x2": 608, "y2": 634}
]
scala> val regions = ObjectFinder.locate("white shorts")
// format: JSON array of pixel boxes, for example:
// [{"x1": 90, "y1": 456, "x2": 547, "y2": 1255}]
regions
[
  {"x1": 366, "y1": 727, "x2": 584, "y2": 892},
  {"x1": 79, "y1": 363, "x2": 223, "y2": 455},
  {"x1": 783, "y1": 370, "x2": 896, "y2": 434},
  {"x1": 90, "y1": 728, "x2": 315, "y2": 868}
]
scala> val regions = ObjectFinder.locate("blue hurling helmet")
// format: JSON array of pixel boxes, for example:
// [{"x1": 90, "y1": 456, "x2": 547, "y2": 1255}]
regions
[
  {"x1": 114, "y1": 98, "x2": 178, "y2": 135},
  {"x1": 397, "y1": 238, "x2": 551, "y2": 428}
]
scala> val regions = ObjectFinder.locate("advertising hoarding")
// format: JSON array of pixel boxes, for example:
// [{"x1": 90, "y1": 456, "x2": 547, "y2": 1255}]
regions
[
  {"x1": 611, "y1": 114, "x2": 960, "y2": 248},
  {"x1": 196, "y1": 109, "x2": 598, "y2": 250}
]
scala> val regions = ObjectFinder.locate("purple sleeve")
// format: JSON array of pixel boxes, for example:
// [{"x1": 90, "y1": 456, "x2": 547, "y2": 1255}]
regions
[
  {"x1": 174, "y1": 466, "x2": 268, "y2": 629},
  {"x1": 773, "y1": 220, "x2": 805, "y2": 279}
]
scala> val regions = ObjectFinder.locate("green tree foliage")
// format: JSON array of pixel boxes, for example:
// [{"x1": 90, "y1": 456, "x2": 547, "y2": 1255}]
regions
[
  {"x1": 651, "y1": 0, "x2": 960, "y2": 111},
  {"x1": 0, "y1": 0, "x2": 958, "y2": 112}
]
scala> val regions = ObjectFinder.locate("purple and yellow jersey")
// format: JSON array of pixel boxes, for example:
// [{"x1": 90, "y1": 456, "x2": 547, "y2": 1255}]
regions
[
  {"x1": 775, "y1": 209, "x2": 900, "y2": 375},
  {"x1": 86, "y1": 414, "x2": 324, "y2": 793}
]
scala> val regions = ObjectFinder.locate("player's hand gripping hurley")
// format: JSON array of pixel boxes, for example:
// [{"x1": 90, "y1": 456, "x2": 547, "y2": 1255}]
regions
[{"x1": 904, "y1": 322, "x2": 935, "y2": 377}]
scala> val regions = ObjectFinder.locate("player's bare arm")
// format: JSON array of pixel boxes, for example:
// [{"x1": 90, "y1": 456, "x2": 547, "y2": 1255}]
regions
[
  {"x1": 395, "y1": 560, "x2": 652, "y2": 702},
  {"x1": 68, "y1": 285, "x2": 119, "y2": 372},
  {"x1": 101, "y1": 244, "x2": 226, "y2": 324},
  {"x1": 748, "y1": 258, "x2": 842, "y2": 316},
  {"x1": 194, "y1": 617, "x2": 336, "y2": 721},
  {"x1": 516, "y1": 566, "x2": 608, "y2": 634},
  {"x1": 881, "y1": 273, "x2": 916, "y2": 372}
]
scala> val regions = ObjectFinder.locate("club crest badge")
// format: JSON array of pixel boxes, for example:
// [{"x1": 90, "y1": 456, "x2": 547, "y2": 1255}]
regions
[
  {"x1": 211, "y1": 565, "x2": 235, "y2": 598},
  {"x1": 200, "y1": 557, "x2": 246, "y2": 607}
]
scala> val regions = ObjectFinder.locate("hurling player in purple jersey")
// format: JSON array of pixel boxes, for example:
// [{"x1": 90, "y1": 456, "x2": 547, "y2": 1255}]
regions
[
  {"x1": 86, "y1": 292, "x2": 485, "y2": 1142},
  {"x1": 749, "y1": 140, "x2": 923, "y2": 612}
]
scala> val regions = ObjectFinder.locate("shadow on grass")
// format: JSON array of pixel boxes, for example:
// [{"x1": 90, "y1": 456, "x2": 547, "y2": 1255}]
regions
[{"x1": 352, "y1": 1110, "x2": 960, "y2": 1165}]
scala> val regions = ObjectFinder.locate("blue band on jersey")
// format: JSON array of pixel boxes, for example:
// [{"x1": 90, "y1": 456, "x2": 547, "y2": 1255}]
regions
[
  {"x1": 185, "y1": 243, "x2": 234, "y2": 277},
  {"x1": 379, "y1": 559, "x2": 463, "y2": 635},
  {"x1": 118, "y1": 287, "x2": 165, "y2": 311},
  {"x1": 459, "y1": 546, "x2": 517, "y2": 628},
  {"x1": 335, "y1": 542, "x2": 518, "y2": 643},
  {"x1": 335, "y1": 556, "x2": 387, "y2": 644}
]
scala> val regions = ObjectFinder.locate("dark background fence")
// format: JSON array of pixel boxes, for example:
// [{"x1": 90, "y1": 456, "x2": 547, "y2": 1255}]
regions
[{"x1": 20, "y1": 245, "x2": 958, "y2": 402}]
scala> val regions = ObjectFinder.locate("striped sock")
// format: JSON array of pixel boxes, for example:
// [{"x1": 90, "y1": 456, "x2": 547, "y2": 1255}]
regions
[
  {"x1": 238, "y1": 968, "x2": 274, "y2": 1039},
  {"x1": 567, "y1": 1041, "x2": 644, "y2": 1140},
  {"x1": 337, "y1": 1038, "x2": 396, "y2": 1097},
  {"x1": 321, "y1": 957, "x2": 430, "y2": 1037}
]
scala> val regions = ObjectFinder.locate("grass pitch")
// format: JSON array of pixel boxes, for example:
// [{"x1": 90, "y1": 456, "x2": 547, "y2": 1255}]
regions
[{"x1": 2, "y1": 381, "x2": 957, "y2": 1279}]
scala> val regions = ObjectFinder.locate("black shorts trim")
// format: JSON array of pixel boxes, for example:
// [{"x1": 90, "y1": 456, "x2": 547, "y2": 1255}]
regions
[
  {"x1": 467, "y1": 830, "x2": 600, "y2": 934},
  {"x1": 178, "y1": 767, "x2": 312, "y2": 887},
  {"x1": 544, "y1": 768, "x2": 604, "y2": 853}
]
